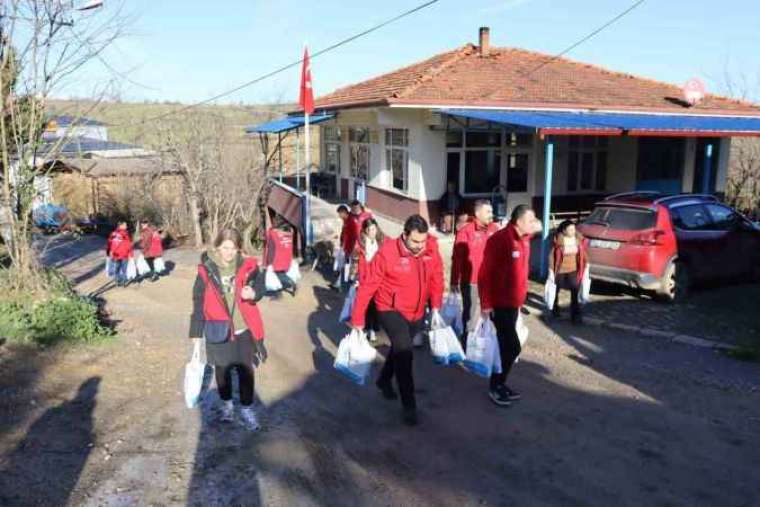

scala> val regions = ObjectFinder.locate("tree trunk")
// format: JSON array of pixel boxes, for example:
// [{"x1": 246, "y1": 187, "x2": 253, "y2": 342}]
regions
[{"x1": 187, "y1": 190, "x2": 204, "y2": 249}]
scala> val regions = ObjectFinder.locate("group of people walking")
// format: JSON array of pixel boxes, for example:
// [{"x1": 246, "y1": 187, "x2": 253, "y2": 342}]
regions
[
  {"x1": 185, "y1": 196, "x2": 589, "y2": 430},
  {"x1": 105, "y1": 221, "x2": 165, "y2": 287}
]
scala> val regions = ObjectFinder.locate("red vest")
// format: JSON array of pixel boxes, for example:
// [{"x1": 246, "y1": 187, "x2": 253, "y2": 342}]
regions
[
  {"x1": 197, "y1": 257, "x2": 265, "y2": 340},
  {"x1": 266, "y1": 228, "x2": 294, "y2": 272}
]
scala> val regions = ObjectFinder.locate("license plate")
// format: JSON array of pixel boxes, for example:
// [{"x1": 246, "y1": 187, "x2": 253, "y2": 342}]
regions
[{"x1": 590, "y1": 239, "x2": 621, "y2": 250}]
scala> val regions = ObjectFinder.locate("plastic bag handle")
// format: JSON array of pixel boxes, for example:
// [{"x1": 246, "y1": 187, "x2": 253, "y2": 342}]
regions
[{"x1": 191, "y1": 339, "x2": 202, "y2": 363}]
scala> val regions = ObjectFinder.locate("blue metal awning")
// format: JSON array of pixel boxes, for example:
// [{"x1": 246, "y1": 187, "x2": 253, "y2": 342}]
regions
[
  {"x1": 439, "y1": 109, "x2": 760, "y2": 137},
  {"x1": 245, "y1": 113, "x2": 335, "y2": 134}
]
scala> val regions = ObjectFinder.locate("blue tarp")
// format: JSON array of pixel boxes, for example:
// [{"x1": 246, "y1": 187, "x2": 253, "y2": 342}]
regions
[
  {"x1": 245, "y1": 113, "x2": 335, "y2": 134},
  {"x1": 438, "y1": 109, "x2": 760, "y2": 136},
  {"x1": 33, "y1": 203, "x2": 69, "y2": 229}
]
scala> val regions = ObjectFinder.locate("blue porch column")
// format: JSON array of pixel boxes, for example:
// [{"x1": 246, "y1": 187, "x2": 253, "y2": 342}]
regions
[
  {"x1": 539, "y1": 137, "x2": 554, "y2": 279},
  {"x1": 701, "y1": 143, "x2": 714, "y2": 194}
]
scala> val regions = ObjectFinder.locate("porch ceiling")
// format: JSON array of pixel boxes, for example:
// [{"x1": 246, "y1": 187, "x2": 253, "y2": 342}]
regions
[
  {"x1": 438, "y1": 109, "x2": 760, "y2": 137},
  {"x1": 245, "y1": 113, "x2": 335, "y2": 134}
]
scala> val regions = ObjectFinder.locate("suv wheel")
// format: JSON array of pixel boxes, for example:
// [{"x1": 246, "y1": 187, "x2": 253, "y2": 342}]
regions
[{"x1": 657, "y1": 261, "x2": 689, "y2": 303}]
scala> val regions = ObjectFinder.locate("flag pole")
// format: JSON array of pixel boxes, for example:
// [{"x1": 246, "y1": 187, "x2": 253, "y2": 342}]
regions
[{"x1": 304, "y1": 111, "x2": 312, "y2": 247}]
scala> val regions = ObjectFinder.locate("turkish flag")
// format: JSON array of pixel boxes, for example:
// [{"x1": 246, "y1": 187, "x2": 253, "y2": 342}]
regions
[{"x1": 299, "y1": 47, "x2": 315, "y2": 115}]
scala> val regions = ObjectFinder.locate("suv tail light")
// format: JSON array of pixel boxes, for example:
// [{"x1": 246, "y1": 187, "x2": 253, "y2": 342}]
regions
[{"x1": 629, "y1": 230, "x2": 666, "y2": 246}]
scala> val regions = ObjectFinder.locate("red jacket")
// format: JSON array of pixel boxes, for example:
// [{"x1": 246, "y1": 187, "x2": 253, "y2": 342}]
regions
[
  {"x1": 450, "y1": 220, "x2": 499, "y2": 286},
  {"x1": 351, "y1": 236, "x2": 444, "y2": 327},
  {"x1": 140, "y1": 227, "x2": 163, "y2": 258},
  {"x1": 189, "y1": 254, "x2": 265, "y2": 341},
  {"x1": 265, "y1": 228, "x2": 294, "y2": 272},
  {"x1": 343, "y1": 210, "x2": 373, "y2": 254},
  {"x1": 479, "y1": 223, "x2": 531, "y2": 310},
  {"x1": 550, "y1": 232, "x2": 588, "y2": 285},
  {"x1": 107, "y1": 229, "x2": 133, "y2": 261}
]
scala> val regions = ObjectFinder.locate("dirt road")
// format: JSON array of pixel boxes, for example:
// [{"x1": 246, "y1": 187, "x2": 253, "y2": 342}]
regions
[{"x1": 1, "y1": 235, "x2": 759, "y2": 506}]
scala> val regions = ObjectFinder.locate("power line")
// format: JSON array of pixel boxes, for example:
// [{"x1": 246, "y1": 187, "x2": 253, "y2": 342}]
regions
[
  {"x1": 523, "y1": 0, "x2": 648, "y2": 76},
  {"x1": 109, "y1": 0, "x2": 441, "y2": 127}
]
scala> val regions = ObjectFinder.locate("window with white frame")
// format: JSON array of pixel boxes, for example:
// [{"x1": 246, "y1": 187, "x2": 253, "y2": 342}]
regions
[
  {"x1": 385, "y1": 128, "x2": 409, "y2": 192},
  {"x1": 448, "y1": 130, "x2": 532, "y2": 196},
  {"x1": 567, "y1": 136, "x2": 608, "y2": 192},
  {"x1": 323, "y1": 126, "x2": 341, "y2": 173},
  {"x1": 349, "y1": 127, "x2": 370, "y2": 180}
]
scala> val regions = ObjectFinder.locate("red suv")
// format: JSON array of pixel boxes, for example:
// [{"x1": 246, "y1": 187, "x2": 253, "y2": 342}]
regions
[{"x1": 577, "y1": 192, "x2": 760, "y2": 302}]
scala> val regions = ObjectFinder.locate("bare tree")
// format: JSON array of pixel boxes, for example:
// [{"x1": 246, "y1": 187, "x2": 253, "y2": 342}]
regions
[
  {"x1": 0, "y1": 0, "x2": 129, "y2": 289},
  {"x1": 154, "y1": 111, "x2": 267, "y2": 251}
]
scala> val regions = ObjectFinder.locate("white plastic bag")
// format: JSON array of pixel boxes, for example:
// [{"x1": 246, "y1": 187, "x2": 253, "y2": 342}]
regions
[
  {"x1": 154, "y1": 257, "x2": 166, "y2": 274},
  {"x1": 286, "y1": 259, "x2": 301, "y2": 283},
  {"x1": 334, "y1": 329, "x2": 377, "y2": 385},
  {"x1": 464, "y1": 318, "x2": 499, "y2": 378},
  {"x1": 544, "y1": 270, "x2": 557, "y2": 310},
  {"x1": 430, "y1": 312, "x2": 464, "y2": 365},
  {"x1": 445, "y1": 328, "x2": 466, "y2": 364},
  {"x1": 339, "y1": 285, "x2": 356, "y2": 323},
  {"x1": 516, "y1": 312, "x2": 529, "y2": 347},
  {"x1": 265, "y1": 266, "x2": 283, "y2": 292},
  {"x1": 125, "y1": 258, "x2": 137, "y2": 280},
  {"x1": 579, "y1": 265, "x2": 591, "y2": 304},
  {"x1": 105, "y1": 257, "x2": 114, "y2": 278},
  {"x1": 441, "y1": 293, "x2": 464, "y2": 336},
  {"x1": 184, "y1": 340, "x2": 205, "y2": 408},
  {"x1": 333, "y1": 247, "x2": 346, "y2": 273},
  {"x1": 136, "y1": 254, "x2": 151, "y2": 276}
]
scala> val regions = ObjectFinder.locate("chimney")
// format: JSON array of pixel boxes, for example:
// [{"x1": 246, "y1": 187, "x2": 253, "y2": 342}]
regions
[{"x1": 479, "y1": 27, "x2": 491, "y2": 57}]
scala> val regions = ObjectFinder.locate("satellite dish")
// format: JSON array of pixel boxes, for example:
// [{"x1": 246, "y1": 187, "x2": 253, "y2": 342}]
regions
[{"x1": 682, "y1": 78, "x2": 706, "y2": 106}]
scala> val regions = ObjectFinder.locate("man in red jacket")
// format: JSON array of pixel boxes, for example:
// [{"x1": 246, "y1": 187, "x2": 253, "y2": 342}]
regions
[
  {"x1": 451, "y1": 199, "x2": 499, "y2": 337},
  {"x1": 107, "y1": 221, "x2": 134, "y2": 287},
  {"x1": 351, "y1": 215, "x2": 444, "y2": 426},
  {"x1": 479, "y1": 205, "x2": 542, "y2": 407},
  {"x1": 346, "y1": 200, "x2": 373, "y2": 254}
]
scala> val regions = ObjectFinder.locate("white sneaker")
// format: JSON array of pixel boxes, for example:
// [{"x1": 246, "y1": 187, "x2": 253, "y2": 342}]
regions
[
  {"x1": 239, "y1": 406, "x2": 261, "y2": 432},
  {"x1": 219, "y1": 400, "x2": 234, "y2": 422}
]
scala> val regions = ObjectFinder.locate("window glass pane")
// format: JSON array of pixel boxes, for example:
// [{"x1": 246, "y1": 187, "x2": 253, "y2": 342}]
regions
[
  {"x1": 390, "y1": 148, "x2": 408, "y2": 191},
  {"x1": 464, "y1": 150, "x2": 500, "y2": 194},
  {"x1": 323, "y1": 126, "x2": 341, "y2": 142},
  {"x1": 349, "y1": 127, "x2": 370, "y2": 143},
  {"x1": 589, "y1": 207, "x2": 657, "y2": 231},
  {"x1": 466, "y1": 131, "x2": 500, "y2": 148},
  {"x1": 385, "y1": 128, "x2": 408, "y2": 147},
  {"x1": 567, "y1": 152, "x2": 578, "y2": 191},
  {"x1": 671, "y1": 205, "x2": 709, "y2": 231},
  {"x1": 506, "y1": 154, "x2": 529, "y2": 193},
  {"x1": 446, "y1": 130, "x2": 463, "y2": 147},
  {"x1": 580, "y1": 152, "x2": 594, "y2": 189},
  {"x1": 704, "y1": 204, "x2": 737, "y2": 231},
  {"x1": 637, "y1": 138, "x2": 685, "y2": 181},
  {"x1": 351, "y1": 145, "x2": 369, "y2": 179},
  {"x1": 506, "y1": 132, "x2": 532, "y2": 147},
  {"x1": 325, "y1": 144, "x2": 340, "y2": 173},
  {"x1": 596, "y1": 151, "x2": 607, "y2": 191}
]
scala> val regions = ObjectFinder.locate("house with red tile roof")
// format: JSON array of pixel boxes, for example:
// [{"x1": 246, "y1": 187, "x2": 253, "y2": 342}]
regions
[{"x1": 251, "y1": 27, "x2": 760, "y2": 228}]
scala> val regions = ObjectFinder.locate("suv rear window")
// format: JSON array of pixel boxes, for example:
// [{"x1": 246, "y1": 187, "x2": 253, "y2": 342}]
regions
[{"x1": 586, "y1": 206, "x2": 657, "y2": 231}]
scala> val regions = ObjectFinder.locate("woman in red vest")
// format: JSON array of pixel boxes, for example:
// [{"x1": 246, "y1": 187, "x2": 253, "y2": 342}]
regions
[
  {"x1": 349, "y1": 218, "x2": 386, "y2": 342},
  {"x1": 188, "y1": 228, "x2": 267, "y2": 431},
  {"x1": 265, "y1": 222, "x2": 297, "y2": 296},
  {"x1": 549, "y1": 220, "x2": 588, "y2": 324},
  {"x1": 139, "y1": 221, "x2": 164, "y2": 282}
]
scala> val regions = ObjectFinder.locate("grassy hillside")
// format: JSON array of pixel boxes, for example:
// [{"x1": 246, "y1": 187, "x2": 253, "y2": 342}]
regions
[{"x1": 46, "y1": 99, "x2": 293, "y2": 147}]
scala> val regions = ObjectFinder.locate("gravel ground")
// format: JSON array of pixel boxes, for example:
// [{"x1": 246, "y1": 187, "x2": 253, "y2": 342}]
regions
[{"x1": 0, "y1": 234, "x2": 758, "y2": 506}]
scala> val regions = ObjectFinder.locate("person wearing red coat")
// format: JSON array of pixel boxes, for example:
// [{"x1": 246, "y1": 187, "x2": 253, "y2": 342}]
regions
[
  {"x1": 450, "y1": 200, "x2": 499, "y2": 336},
  {"x1": 106, "y1": 222, "x2": 133, "y2": 286},
  {"x1": 478, "y1": 205, "x2": 542, "y2": 407},
  {"x1": 189, "y1": 228, "x2": 267, "y2": 431},
  {"x1": 351, "y1": 215, "x2": 444, "y2": 426},
  {"x1": 344, "y1": 200, "x2": 372, "y2": 255},
  {"x1": 549, "y1": 220, "x2": 588, "y2": 323},
  {"x1": 139, "y1": 222, "x2": 164, "y2": 282},
  {"x1": 265, "y1": 223, "x2": 297, "y2": 296},
  {"x1": 348, "y1": 218, "x2": 386, "y2": 342}
]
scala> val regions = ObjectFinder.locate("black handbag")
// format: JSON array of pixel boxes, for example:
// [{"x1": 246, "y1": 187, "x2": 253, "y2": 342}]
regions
[{"x1": 204, "y1": 320, "x2": 231, "y2": 344}]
